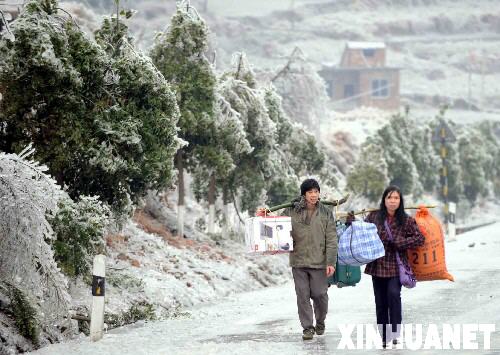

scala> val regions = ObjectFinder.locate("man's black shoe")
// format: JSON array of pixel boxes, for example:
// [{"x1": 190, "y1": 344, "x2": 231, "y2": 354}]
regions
[
  {"x1": 315, "y1": 322, "x2": 325, "y2": 335},
  {"x1": 302, "y1": 327, "x2": 315, "y2": 340}
]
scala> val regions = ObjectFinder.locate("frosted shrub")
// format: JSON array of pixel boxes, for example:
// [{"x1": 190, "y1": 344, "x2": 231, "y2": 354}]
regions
[
  {"x1": 49, "y1": 195, "x2": 110, "y2": 278},
  {"x1": 0, "y1": 147, "x2": 75, "y2": 344}
]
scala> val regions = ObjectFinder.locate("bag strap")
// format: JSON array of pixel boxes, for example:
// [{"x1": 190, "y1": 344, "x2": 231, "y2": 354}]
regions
[
  {"x1": 349, "y1": 223, "x2": 363, "y2": 264},
  {"x1": 383, "y1": 220, "x2": 394, "y2": 241},
  {"x1": 384, "y1": 220, "x2": 405, "y2": 265},
  {"x1": 337, "y1": 224, "x2": 355, "y2": 264}
]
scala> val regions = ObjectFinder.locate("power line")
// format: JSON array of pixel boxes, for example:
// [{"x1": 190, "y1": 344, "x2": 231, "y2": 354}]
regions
[{"x1": 330, "y1": 82, "x2": 395, "y2": 106}]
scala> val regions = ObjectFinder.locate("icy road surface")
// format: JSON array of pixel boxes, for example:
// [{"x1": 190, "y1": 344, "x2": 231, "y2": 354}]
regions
[{"x1": 31, "y1": 223, "x2": 500, "y2": 355}]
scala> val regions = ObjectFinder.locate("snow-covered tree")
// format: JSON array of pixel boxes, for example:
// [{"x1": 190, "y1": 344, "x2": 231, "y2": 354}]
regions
[
  {"x1": 410, "y1": 123, "x2": 440, "y2": 193},
  {"x1": 263, "y1": 86, "x2": 339, "y2": 205},
  {"x1": 0, "y1": 0, "x2": 180, "y2": 216},
  {"x1": 194, "y1": 62, "x2": 337, "y2": 233},
  {"x1": 0, "y1": 146, "x2": 75, "y2": 347},
  {"x1": 348, "y1": 110, "x2": 445, "y2": 201},
  {"x1": 150, "y1": 1, "x2": 217, "y2": 237},
  {"x1": 476, "y1": 121, "x2": 500, "y2": 199},
  {"x1": 429, "y1": 118, "x2": 500, "y2": 204},
  {"x1": 346, "y1": 141, "x2": 389, "y2": 202},
  {"x1": 286, "y1": 124, "x2": 327, "y2": 177},
  {"x1": 92, "y1": 10, "x2": 180, "y2": 215},
  {"x1": 218, "y1": 53, "x2": 278, "y2": 218},
  {"x1": 261, "y1": 87, "x2": 299, "y2": 206},
  {"x1": 458, "y1": 128, "x2": 490, "y2": 203},
  {"x1": 428, "y1": 111, "x2": 462, "y2": 203},
  {"x1": 271, "y1": 46, "x2": 329, "y2": 136},
  {"x1": 263, "y1": 87, "x2": 293, "y2": 147},
  {"x1": 445, "y1": 139, "x2": 463, "y2": 203},
  {"x1": 191, "y1": 83, "x2": 252, "y2": 233},
  {"x1": 378, "y1": 114, "x2": 421, "y2": 196}
]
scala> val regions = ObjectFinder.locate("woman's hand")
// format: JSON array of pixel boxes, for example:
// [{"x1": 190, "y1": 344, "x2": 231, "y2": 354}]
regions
[
  {"x1": 384, "y1": 239, "x2": 397, "y2": 250},
  {"x1": 345, "y1": 211, "x2": 355, "y2": 226}
]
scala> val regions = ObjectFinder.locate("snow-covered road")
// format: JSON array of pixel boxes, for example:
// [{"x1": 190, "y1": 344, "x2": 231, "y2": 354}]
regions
[{"x1": 30, "y1": 223, "x2": 500, "y2": 355}]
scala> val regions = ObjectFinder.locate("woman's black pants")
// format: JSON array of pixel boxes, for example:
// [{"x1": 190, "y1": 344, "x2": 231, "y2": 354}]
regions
[{"x1": 372, "y1": 275, "x2": 402, "y2": 343}]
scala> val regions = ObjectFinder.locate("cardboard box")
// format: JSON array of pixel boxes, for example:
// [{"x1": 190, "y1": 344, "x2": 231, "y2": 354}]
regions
[{"x1": 244, "y1": 216, "x2": 293, "y2": 253}]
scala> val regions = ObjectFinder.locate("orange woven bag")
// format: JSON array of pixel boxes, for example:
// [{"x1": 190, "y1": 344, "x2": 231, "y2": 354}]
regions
[{"x1": 408, "y1": 206, "x2": 454, "y2": 282}]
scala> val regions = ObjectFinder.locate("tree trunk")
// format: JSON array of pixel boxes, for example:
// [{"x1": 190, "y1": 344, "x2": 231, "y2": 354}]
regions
[
  {"x1": 208, "y1": 173, "x2": 216, "y2": 234},
  {"x1": 222, "y1": 187, "x2": 230, "y2": 239},
  {"x1": 232, "y1": 192, "x2": 244, "y2": 243},
  {"x1": 176, "y1": 150, "x2": 185, "y2": 238}
]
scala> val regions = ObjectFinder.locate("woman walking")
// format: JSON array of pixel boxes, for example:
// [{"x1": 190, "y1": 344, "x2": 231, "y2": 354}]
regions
[{"x1": 364, "y1": 185, "x2": 425, "y2": 347}]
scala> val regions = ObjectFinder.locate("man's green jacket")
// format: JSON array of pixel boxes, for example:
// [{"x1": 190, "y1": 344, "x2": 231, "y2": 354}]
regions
[{"x1": 282, "y1": 197, "x2": 338, "y2": 269}]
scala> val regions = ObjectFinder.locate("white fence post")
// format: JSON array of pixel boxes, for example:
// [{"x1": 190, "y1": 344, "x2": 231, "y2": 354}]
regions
[{"x1": 90, "y1": 254, "x2": 106, "y2": 342}]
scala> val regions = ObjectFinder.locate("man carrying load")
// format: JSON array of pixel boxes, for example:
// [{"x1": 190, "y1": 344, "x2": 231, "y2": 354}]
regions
[{"x1": 258, "y1": 178, "x2": 338, "y2": 340}]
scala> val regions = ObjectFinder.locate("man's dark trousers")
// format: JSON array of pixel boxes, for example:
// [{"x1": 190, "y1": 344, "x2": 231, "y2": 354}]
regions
[{"x1": 292, "y1": 267, "x2": 328, "y2": 330}]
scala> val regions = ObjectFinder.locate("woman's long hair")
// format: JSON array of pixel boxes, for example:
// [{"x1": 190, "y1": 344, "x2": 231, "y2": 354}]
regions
[{"x1": 377, "y1": 185, "x2": 407, "y2": 226}]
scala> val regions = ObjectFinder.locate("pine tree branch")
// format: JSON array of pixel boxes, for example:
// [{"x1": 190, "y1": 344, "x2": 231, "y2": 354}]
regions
[{"x1": 0, "y1": 10, "x2": 15, "y2": 39}]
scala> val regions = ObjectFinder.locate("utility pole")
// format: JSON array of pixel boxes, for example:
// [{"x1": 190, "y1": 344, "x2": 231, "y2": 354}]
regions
[
  {"x1": 481, "y1": 48, "x2": 485, "y2": 109},
  {"x1": 467, "y1": 50, "x2": 476, "y2": 111},
  {"x1": 467, "y1": 68, "x2": 472, "y2": 111},
  {"x1": 432, "y1": 116, "x2": 456, "y2": 239}
]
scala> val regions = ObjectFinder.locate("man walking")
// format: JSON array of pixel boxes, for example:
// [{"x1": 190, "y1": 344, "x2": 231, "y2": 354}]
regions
[{"x1": 261, "y1": 178, "x2": 337, "y2": 340}]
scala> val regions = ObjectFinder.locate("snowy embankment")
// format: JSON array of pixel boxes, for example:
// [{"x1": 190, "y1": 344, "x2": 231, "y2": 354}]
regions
[
  {"x1": 30, "y1": 221, "x2": 500, "y2": 355},
  {"x1": 67, "y1": 192, "x2": 290, "y2": 332}
]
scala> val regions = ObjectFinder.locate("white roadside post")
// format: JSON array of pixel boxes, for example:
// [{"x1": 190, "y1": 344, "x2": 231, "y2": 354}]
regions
[
  {"x1": 90, "y1": 254, "x2": 106, "y2": 342},
  {"x1": 178, "y1": 204, "x2": 185, "y2": 238},
  {"x1": 208, "y1": 204, "x2": 215, "y2": 234},
  {"x1": 448, "y1": 202, "x2": 456, "y2": 241}
]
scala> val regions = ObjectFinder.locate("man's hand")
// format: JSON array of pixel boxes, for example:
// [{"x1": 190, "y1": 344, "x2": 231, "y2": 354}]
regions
[
  {"x1": 345, "y1": 211, "x2": 355, "y2": 226},
  {"x1": 326, "y1": 265, "x2": 335, "y2": 277},
  {"x1": 256, "y1": 207, "x2": 270, "y2": 216}
]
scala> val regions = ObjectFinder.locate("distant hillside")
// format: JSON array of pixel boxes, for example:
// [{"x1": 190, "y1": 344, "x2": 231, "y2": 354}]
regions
[{"x1": 66, "y1": 0, "x2": 500, "y2": 115}]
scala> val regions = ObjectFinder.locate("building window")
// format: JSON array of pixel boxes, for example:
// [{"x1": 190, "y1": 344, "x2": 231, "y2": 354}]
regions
[
  {"x1": 344, "y1": 84, "x2": 355, "y2": 98},
  {"x1": 372, "y1": 79, "x2": 389, "y2": 98},
  {"x1": 363, "y1": 49, "x2": 376, "y2": 57}
]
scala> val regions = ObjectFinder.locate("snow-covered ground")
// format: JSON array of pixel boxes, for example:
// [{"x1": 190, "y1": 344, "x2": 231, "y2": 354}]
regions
[
  {"x1": 65, "y1": 203, "x2": 291, "y2": 326},
  {"x1": 30, "y1": 222, "x2": 500, "y2": 355},
  {"x1": 201, "y1": 0, "x2": 331, "y2": 17},
  {"x1": 322, "y1": 107, "x2": 391, "y2": 147},
  {"x1": 3, "y1": 1, "x2": 499, "y2": 353}
]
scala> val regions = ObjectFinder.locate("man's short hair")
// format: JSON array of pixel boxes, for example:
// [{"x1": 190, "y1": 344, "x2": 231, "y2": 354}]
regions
[{"x1": 300, "y1": 178, "x2": 320, "y2": 196}]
